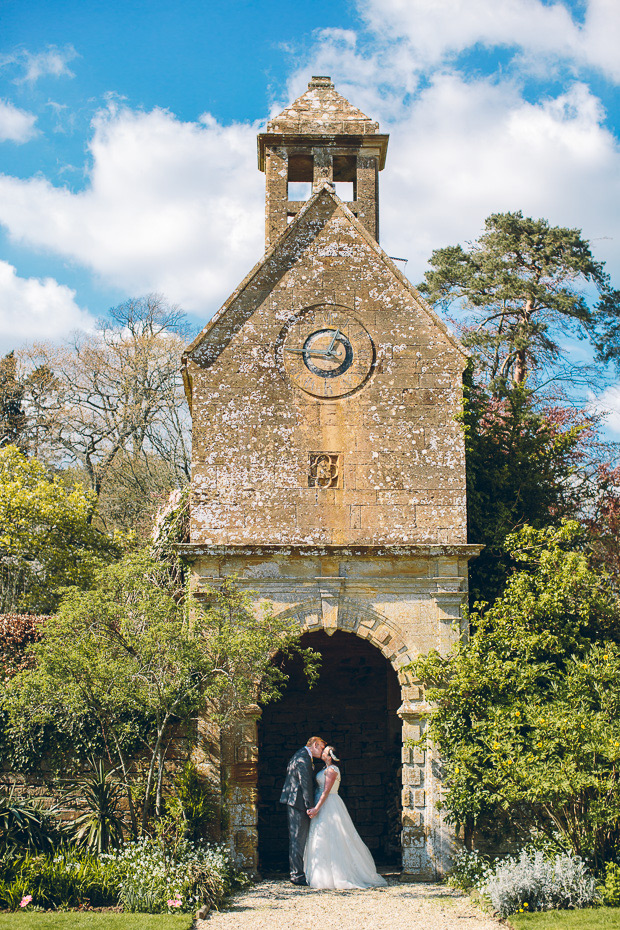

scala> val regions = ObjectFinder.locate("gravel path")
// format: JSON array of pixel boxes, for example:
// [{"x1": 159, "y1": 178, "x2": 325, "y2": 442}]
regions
[{"x1": 199, "y1": 877, "x2": 502, "y2": 930}]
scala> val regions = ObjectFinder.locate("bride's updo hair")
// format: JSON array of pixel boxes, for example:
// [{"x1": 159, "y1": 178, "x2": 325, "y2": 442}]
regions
[{"x1": 325, "y1": 745, "x2": 339, "y2": 762}]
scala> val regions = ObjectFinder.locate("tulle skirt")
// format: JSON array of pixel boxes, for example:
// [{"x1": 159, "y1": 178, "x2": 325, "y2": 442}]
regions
[{"x1": 304, "y1": 793, "x2": 387, "y2": 890}]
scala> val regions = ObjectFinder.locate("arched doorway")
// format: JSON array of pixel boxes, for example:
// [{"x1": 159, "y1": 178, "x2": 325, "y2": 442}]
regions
[{"x1": 257, "y1": 630, "x2": 402, "y2": 871}]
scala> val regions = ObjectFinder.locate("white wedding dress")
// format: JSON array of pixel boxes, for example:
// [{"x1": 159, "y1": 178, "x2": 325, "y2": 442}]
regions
[{"x1": 304, "y1": 765, "x2": 387, "y2": 889}]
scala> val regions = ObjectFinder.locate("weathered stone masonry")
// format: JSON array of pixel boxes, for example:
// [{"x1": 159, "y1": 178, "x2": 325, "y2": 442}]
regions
[{"x1": 181, "y1": 76, "x2": 481, "y2": 879}]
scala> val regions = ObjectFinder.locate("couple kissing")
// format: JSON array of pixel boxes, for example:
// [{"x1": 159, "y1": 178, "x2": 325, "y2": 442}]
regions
[{"x1": 280, "y1": 736, "x2": 387, "y2": 890}]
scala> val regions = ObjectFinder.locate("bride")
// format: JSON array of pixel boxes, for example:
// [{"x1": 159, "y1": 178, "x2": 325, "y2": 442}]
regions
[{"x1": 304, "y1": 745, "x2": 387, "y2": 889}]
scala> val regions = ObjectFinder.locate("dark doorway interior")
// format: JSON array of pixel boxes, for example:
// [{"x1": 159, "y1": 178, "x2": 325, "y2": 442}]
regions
[{"x1": 257, "y1": 630, "x2": 402, "y2": 871}]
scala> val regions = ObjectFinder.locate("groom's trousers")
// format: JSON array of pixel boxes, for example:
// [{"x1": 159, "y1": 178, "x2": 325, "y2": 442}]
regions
[{"x1": 287, "y1": 805, "x2": 310, "y2": 882}]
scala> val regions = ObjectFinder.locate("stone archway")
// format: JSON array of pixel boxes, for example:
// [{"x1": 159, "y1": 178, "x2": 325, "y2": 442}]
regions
[{"x1": 257, "y1": 629, "x2": 403, "y2": 871}]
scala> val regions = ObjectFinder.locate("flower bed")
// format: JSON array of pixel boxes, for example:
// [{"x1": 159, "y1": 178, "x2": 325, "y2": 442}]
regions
[
  {"x1": 102, "y1": 839, "x2": 245, "y2": 913},
  {"x1": 0, "y1": 839, "x2": 247, "y2": 913}
]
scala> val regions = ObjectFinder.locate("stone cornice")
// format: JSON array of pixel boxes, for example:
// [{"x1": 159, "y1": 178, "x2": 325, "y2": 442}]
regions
[
  {"x1": 257, "y1": 133, "x2": 390, "y2": 172},
  {"x1": 177, "y1": 543, "x2": 482, "y2": 559}
]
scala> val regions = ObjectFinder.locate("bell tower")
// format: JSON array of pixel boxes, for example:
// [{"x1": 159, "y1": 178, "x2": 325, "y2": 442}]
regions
[
  {"x1": 258, "y1": 76, "x2": 389, "y2": 247},
  {"x1": 183, "y1": 76, "x2": 480, "y2": 880}
]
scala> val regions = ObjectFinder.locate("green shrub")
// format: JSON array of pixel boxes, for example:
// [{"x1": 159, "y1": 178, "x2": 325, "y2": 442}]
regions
[
  {"x1": 168, "y1": 763, "x2": 219, "y2": 842},
  {"x1": 413, "y1": 523, "x2": 620, "y2": 869},
  {"x1": 0, "y1": 788, "x2": 62, "y2": 853},
  {"x1": 601, "y1": 862, "x2": 620, "y2": 907},
  {"x1": 480, "y1": 850, "x2": 598, "y2": 917},
  {"x1": 0, "y1": 850, "x2": 122, "y2": 910},
  {"x1": 0, "y1": 833, "x2": 246, "y2": 913},
  {"x1": 64, "y1": 759, "x2": 126, "y2": 854}
]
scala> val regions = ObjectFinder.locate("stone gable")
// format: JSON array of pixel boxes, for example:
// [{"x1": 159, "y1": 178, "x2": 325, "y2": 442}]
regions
[{"x1": 184, "y1": 187, "x2": 468, "y2": 548}]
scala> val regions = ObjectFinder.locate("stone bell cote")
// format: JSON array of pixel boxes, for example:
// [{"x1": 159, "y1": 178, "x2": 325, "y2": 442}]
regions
[{"x1": 258, "y1": 76, "x2": 389, "y2": 248}]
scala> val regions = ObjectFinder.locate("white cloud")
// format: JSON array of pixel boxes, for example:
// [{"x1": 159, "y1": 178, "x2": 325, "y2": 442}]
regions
[
  {"x1": 0, "y1": 105, "x2": 265, "y2": 315},
  {"x1": 590, "y1": 384, "x2": 620, "y2": 435},
  {"x1": 357, "y1": 0, "x2": 620, "y2": 83},
  {"x1": 0, "y1": 76, "x2": 618, "y2": 326},
  {"x1": 581, "y1": 0, "x2": 620, "y2": 83},
  {"x1": 0, "y1": 261, "x2": 94, "y2": 349},
  {"x1": 17, "y1": 45, "x2": 78, "y2": 84},
  {"x1": 279, "y1": 29, "x2": 420, "y2": 123},
  {"x1": 282, "y1": 28, "x2": 620, "y2": 281},
  {"x1": 359, "y1": 0, "x2": 577, "y2": 63},
  {"x1": 0, "y1": 45, "x2": 78, "y2": 85},
  {"x1": 378, "y1": 77, "x2": 620, "y2": 281},
  {"x1": 0, "y1": 100, "x2": 37, "y2": 143}
]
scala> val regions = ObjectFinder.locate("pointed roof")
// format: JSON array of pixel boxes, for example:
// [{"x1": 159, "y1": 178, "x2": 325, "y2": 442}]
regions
[
  {"x1": 258, "y1": 77, "x2": 389, "y2": 171},
  {"x1": 266, "y1": 76, "x2": 380, "y2": 135},
  {"x1": 182, "y1": 183, "x2": 467, "y2": 402}
]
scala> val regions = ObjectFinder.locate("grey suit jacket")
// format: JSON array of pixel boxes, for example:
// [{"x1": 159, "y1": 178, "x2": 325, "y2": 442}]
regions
[{"x1": 280, "y1": 747, "x2": 315, "y2": 811}]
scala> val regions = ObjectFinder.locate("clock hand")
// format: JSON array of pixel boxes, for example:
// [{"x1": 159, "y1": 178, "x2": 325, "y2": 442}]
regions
[
  {"x1": 326, "y1": 328, "x2": 341, "y2": 355},
  {"x1": 321, "y1": 329, "x2": 347, "y2": 359},
  {"x1": 284, "y1": 348, "x2": 334, "y2": 357}
]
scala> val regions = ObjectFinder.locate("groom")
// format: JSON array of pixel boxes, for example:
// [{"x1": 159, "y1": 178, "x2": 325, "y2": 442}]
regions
[{"x1": 280, "y1": 736, "x2": 326, "y2": 885}]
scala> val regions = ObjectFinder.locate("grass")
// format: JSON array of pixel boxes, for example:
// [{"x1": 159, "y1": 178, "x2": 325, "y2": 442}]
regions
[
  {"x1": 509, "y1": 908, "x2": 620, "y2": 929},
  {"x1": 0, "y1": 916, "x2": 193, "y2": 930}
]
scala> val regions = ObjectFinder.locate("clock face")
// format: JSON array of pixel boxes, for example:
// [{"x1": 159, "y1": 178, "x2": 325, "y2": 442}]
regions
[{"x1": 280, "y1": 306, "x2": 374, "y2": 398}]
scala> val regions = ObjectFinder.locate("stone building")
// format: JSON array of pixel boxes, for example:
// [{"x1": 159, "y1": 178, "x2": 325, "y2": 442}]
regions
[{"x1": 181, "y1": 76, "x2": 480, "y2": 879}]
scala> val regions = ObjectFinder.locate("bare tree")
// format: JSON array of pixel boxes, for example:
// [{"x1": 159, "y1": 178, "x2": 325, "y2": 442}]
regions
[{"x1": 18, "y1": 294, "x2": 191, "y2": 527}]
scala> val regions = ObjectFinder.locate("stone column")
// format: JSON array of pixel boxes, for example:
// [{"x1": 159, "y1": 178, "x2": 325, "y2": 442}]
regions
[
  {"x1": 224, "y1": 704, "x2": 262, "y2": 874},
  {"x1": 398, "y1": 687, "x2": 437, "y2": 880},
  {"x1": 356, "y1": 153, "x2": 378, "y2": 240},
  {"x1": 313, "y1": 148, "x2": 333, "y2": 192},
  {"x1": 265, "y1": 147, "x2": 288, "y2": 248},
  {"x1": 193, "y1": 712, "x2": 223, "y2": 841},
  {"x1": 398, "y1": 689, "x2": 460, "y2": 881}
]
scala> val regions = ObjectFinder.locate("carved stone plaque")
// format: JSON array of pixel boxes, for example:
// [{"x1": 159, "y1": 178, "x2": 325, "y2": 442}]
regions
[{"x1": 308, "y1": 452, "x2": 342, "y2": 488}]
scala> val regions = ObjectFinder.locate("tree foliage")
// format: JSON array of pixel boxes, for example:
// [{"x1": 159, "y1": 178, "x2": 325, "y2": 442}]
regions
[
  {"x1": 0, "y1": 355, "x2": 59, "y2": 461},
  {"x1": 419, "y1": 211, "x2": 618, "y2": 387},
  {"x1": 0, "y1": 446, "x2": 118, "y2": 613},
  {"x1": 463, "y1": 375, "x2": 591, "y2": 604},
  {"x1": 0, "y1": 613, "x2": 45, "y2": 684},
  {"x1": 5, "y1": 552, "x2": 319, "y2": 835},
  {"x1": 414, "y1": 523, "x2": 620, "y2": 868},
  {"x1": 584, "y1": 462, "x2": 620, "y2": 581}
]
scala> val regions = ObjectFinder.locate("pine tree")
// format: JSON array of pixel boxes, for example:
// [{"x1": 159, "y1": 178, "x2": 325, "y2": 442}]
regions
[
  {"x1": 0, "y1": 352, "x2": 26, "y2": 449},
  {"x1": 419, "y1": 211, "x2": 619, "y2": 387}
]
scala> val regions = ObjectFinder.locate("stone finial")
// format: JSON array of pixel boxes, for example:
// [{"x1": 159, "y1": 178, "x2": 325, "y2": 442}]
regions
[{"x1": 308, "y1": 75, "x2": 335, "y2": 89}]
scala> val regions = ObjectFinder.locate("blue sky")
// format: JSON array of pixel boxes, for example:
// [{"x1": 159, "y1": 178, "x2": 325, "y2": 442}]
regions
[{"x1": 1, "y1": 0, "x2": 620, "y2": 423}]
